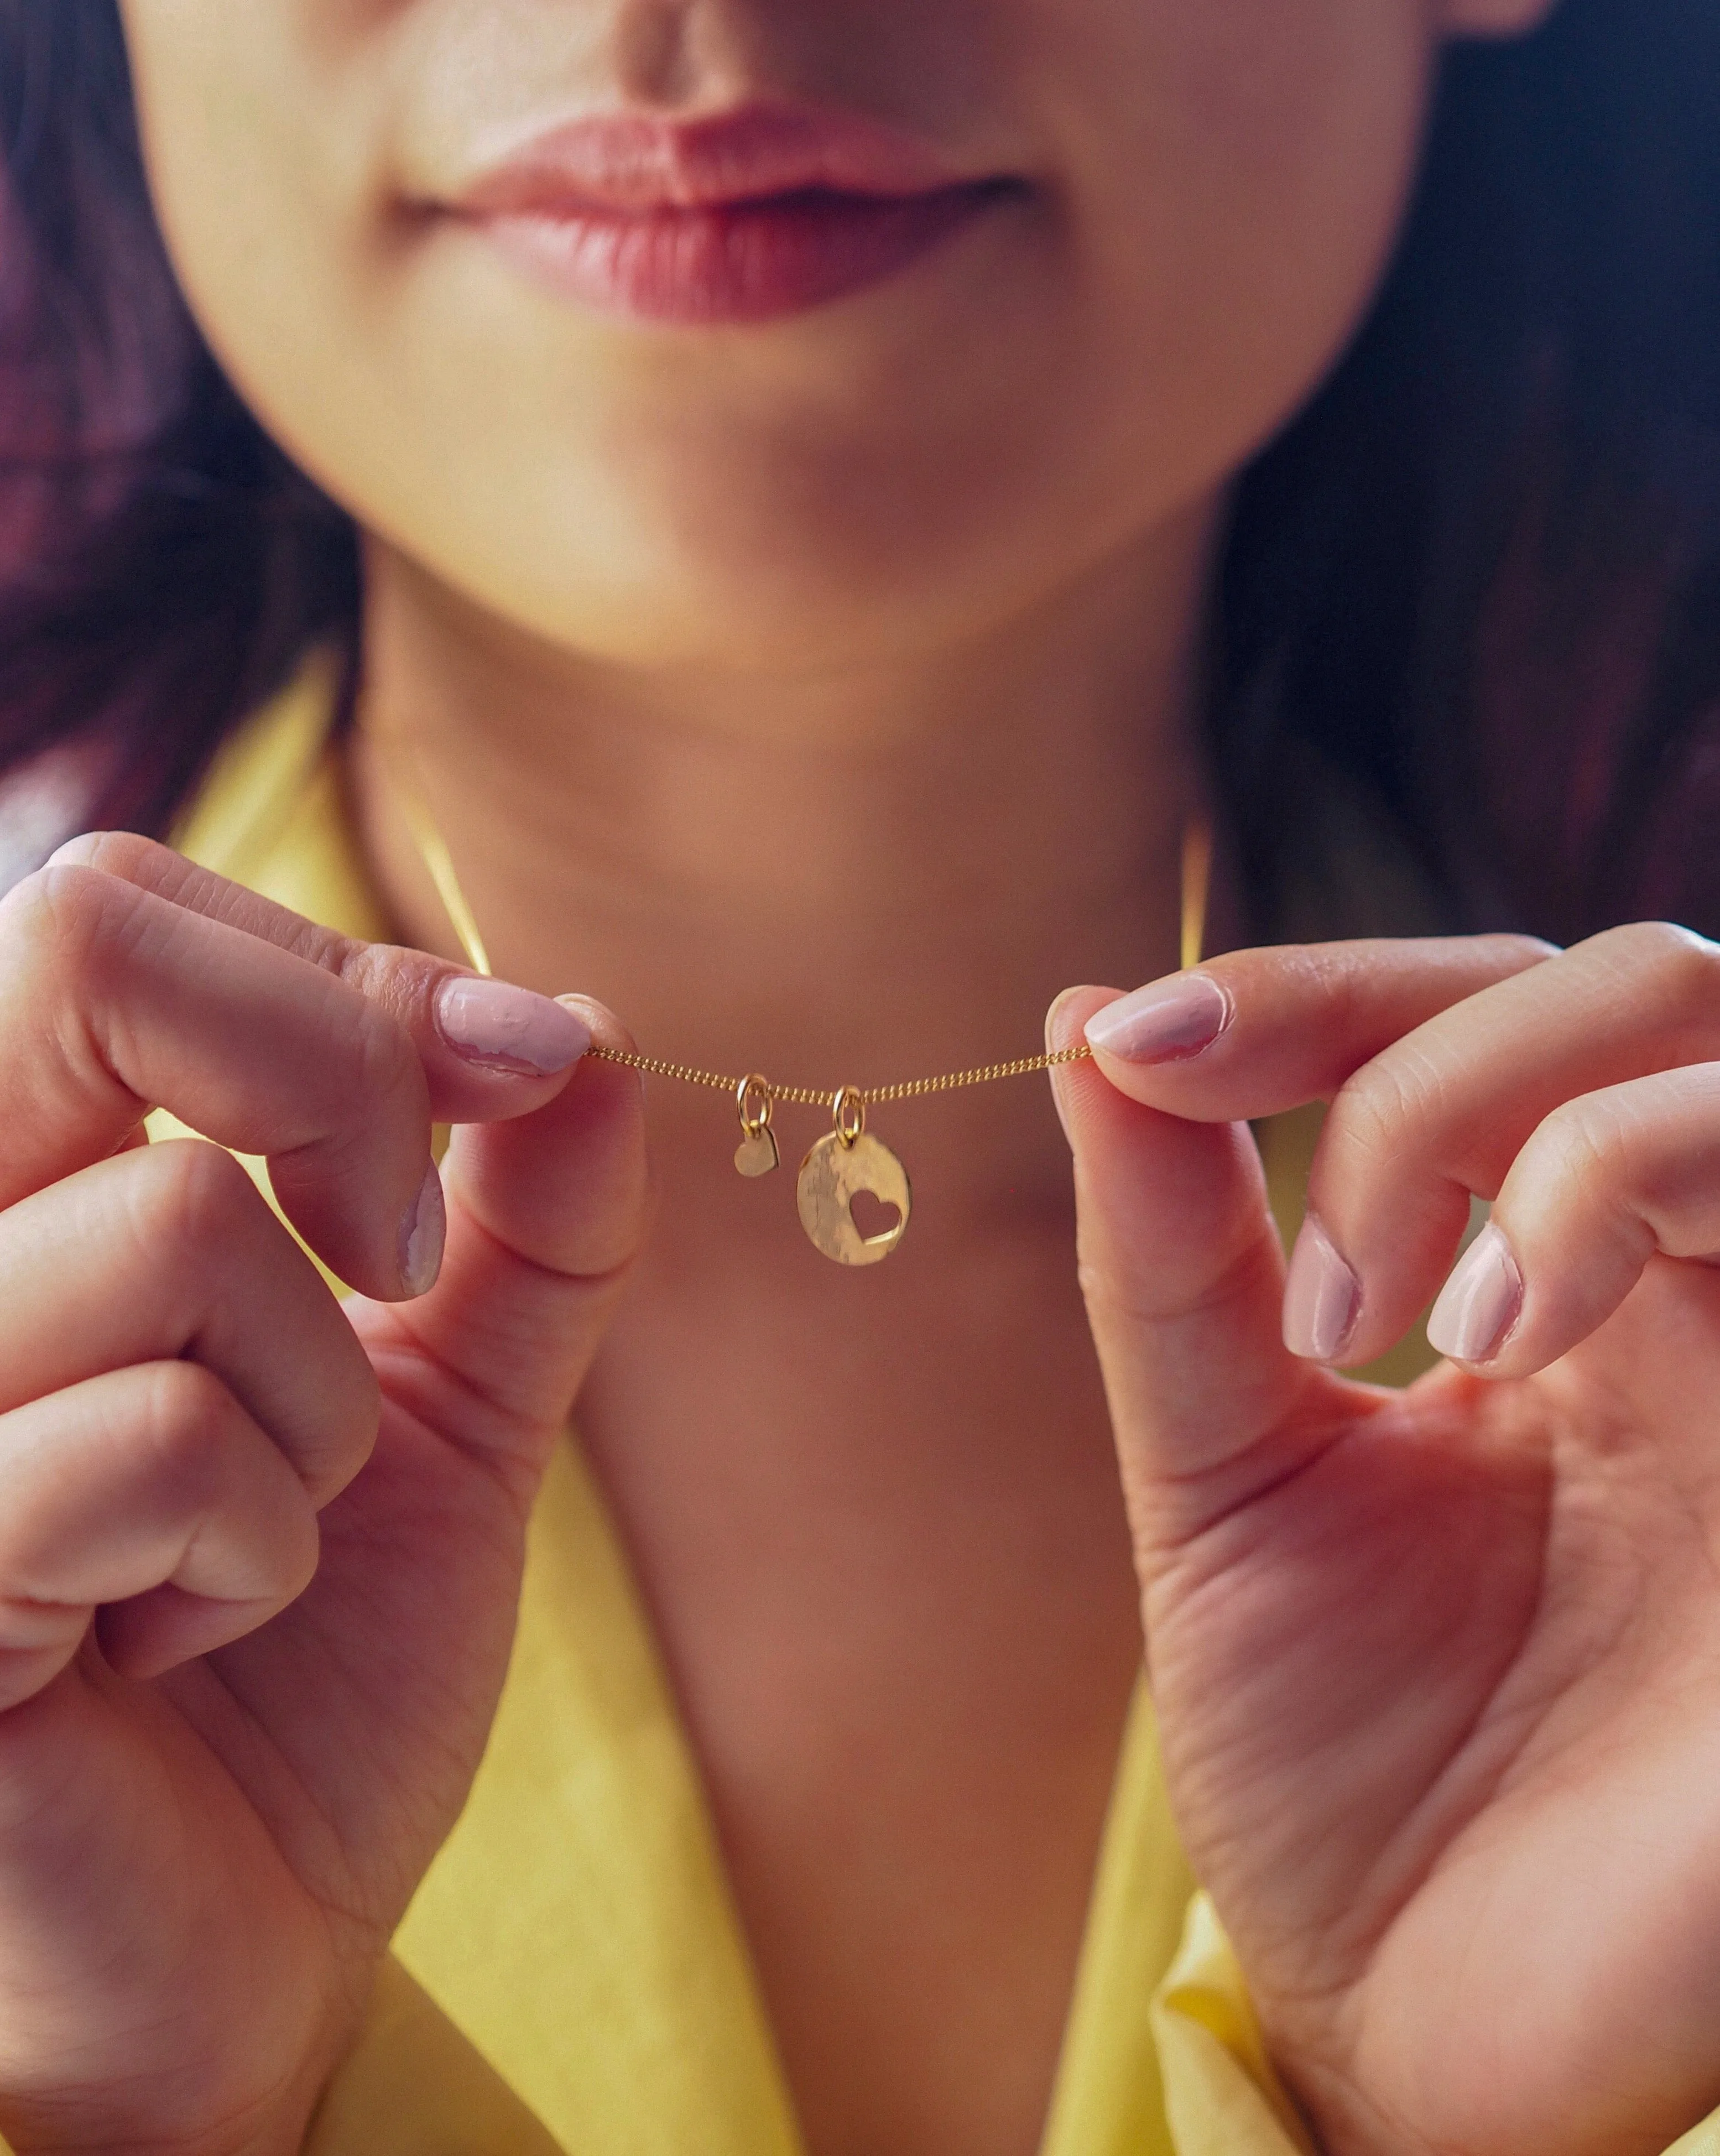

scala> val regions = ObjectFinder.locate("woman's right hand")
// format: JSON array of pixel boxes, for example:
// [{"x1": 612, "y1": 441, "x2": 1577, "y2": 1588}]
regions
[{"x1": 0, "y1": 833, "x2": 648, "y2": 2156}]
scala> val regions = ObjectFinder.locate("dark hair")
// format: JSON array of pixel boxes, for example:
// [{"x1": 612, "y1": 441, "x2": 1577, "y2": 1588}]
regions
[
  {"x1": 0, "y1": 2, "x2": 357, "y2": 855},
  {"x1": 1216, "y1": 0, "x2": 1720, "y2": 939},
  {"x1": 0, "y1": 0, "x2": 1716, "y2": 941}
]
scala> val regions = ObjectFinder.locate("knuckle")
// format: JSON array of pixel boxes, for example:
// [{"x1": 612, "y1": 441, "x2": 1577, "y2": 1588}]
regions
[
  {"x1": 1528, "y1": 1093, "x2": 1623, "y2": 1184},
  {"x1": 131, "y1": 1361, "x2": 246, "y2": 1506},
  {"x1": 0, "y1": 872, "x2": 166, "y2": 1137},
  {"x1": 1076, "y1": 1214, "x2": 1271, "y2": 1334},
  {"x1": 1326, "y1": 1054, "x2": 1433, "y2": 1171},
  {"x1": 47, "y1": 830, "x2": 163, "y2": 884},
  {"x1": 0, "y1": 867, "x2": 158, "y2": 1077},
  {"x1": 1511, "y1": 1095, "x2": 1660, "y2": 1261},
  {"x1": 132, "y1": 1365, "x2": 316, "y2": 1601},
  {"x1": 0, "y1": 863, "x2": 114, "y2": 982},
  {"x1": 332, "y1": 941, "x2": 407, "y2": 1011},
  {"x1": 1597, "y1": 919, "x2": 1718, "y2": 1001},
  {"x1": 338, "y1": 992, "x2": 423, "y2": 1121},
  {"x1": 125, "y1": 1138, "x2": 265, "y2": 1262},
  {"x1": 1517, "y1": 1093, "x2": 1653, "y2": 1237}
]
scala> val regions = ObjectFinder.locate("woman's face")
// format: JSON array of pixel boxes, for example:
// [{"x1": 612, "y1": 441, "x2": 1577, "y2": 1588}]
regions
[{"x1": 118, "y1": 0, "x2": 1551, "y2": 673}]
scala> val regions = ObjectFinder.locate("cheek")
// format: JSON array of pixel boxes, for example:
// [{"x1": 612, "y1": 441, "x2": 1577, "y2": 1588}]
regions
[
  {"x1": 1046, "y1": 0, "x2": 1436, "y2": 499},
  {"x1": 119, "y1": 5, "x2": 396, "y2": 461}
]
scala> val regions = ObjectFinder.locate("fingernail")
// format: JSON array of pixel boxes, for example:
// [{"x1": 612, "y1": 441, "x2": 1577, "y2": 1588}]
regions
[
  {"x1": 1282, "y1": 1216, "x2": 1361, "y2": 1362},
  {"x1": 436, "y1": 977, "x2": 591, "y2": 1074},
  {"x1": 1427, "y1": 1223, "x2": 1523, "y2": 1366},
  {"x1": 400, "y1": 1162, "x2": 446, "y2": 1299},
  {"x1": 1083, "y1": 975, "x2": 1231, "y2": 1064}
]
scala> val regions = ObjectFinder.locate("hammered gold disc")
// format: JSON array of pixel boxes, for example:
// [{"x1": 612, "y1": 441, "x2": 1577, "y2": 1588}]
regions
[
  {"x1": 734, "y1": 1128, "x2": 780, "y2": 1178},
  {"x1": 796, "y1": 1131, "x2": 911, "y2": 1266}
]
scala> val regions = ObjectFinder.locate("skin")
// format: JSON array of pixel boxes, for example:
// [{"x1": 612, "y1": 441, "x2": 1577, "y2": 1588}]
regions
[{"x1": 33, "y1": 1, "x2": 1720, "y2": 2154}]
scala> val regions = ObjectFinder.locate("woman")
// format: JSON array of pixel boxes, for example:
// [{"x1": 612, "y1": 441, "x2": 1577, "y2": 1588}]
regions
[{"x1": 0, "y1": 1, "x2": 1717, "y2": 2150}]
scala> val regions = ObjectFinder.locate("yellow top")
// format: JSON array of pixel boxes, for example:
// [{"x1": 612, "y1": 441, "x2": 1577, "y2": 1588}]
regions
[{"x1": 103, "y1": 664, "x2": 1720, "y2": 2156}]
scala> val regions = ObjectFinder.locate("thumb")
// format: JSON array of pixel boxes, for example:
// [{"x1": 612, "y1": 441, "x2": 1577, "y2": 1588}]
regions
[
  {"x1": 350, "y1": 997, "x2": 649, "y2": 1479},
  {"x1": 1051, "y1": 987, "x2": 1324, "y2": 1551}
]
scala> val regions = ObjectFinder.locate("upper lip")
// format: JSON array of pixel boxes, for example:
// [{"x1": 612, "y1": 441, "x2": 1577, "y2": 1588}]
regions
[{"x1": 454, "y1": 102, "x2": 984, "y2": 217}]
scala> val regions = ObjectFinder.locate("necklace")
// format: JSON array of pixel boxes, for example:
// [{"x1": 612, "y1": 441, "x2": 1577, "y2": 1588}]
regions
[{"x1": 389, "y1": 762, "x2": 1212, "y2": 1266}]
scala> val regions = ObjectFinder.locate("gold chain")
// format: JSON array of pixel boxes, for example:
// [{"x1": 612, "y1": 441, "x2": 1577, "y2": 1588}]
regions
[
  {"x1": 385, "y1": 741, "x2": 1212, "y2": 1111},
  {"x1": 580, "y1": 1041, "x2": 1100, "y2": 1108}
]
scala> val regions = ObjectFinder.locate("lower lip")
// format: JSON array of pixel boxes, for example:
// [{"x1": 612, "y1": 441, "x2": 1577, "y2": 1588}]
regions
[{"x1": 468, "y1": 183, "x2": 1011, "y2": 325}]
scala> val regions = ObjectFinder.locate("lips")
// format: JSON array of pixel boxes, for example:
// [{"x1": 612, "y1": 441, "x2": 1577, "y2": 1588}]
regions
[{"x1": 449, "y1": 105, "x2": 1018, "y2": 325}]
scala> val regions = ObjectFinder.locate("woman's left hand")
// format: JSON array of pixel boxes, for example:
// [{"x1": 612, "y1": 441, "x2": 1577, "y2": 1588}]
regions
[{"x1": 1057, "y1": 922, "x2": 1720, "y2": 2156}]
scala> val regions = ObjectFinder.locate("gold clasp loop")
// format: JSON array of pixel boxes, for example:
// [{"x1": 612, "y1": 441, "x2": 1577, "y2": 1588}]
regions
[
  {"x1": 737, "y1": 1072, "x2": 774, "y2": 1139},
  {"x1": 832, "y1": 1086, "x2": 867, "y2": 1148}
]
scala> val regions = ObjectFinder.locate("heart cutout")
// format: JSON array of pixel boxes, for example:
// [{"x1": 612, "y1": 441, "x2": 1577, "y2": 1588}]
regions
[{"x1": 849, "y1": 1188, "x2": 904, "y2": 1245}]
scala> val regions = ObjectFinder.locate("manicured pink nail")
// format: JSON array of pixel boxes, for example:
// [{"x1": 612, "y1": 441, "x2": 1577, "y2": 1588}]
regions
[
  {"x1": 1427, "y1": 1223, "x2": 1522, "y2": 1366},
  {"x1": 1282, "y1": 1216, "x2": 1360, "y2": 1362},
  {"x1": 436, "y1": 977, "x2": 591, "y2": 1074},
  {"x1": 1084, "y1": 974, "x2": 1232, "y2": 1064},
  {"x1": 400, "y1": 1161, "x2": 446, "y2": 1299}
]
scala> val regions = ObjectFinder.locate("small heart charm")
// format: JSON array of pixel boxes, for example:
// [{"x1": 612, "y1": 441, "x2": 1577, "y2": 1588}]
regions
[
  {"x1": 733, "y1": 1074, "x2": 779, "y2": 1179},
  {"x1": 734, "y1": 1128, "x2": 780, "y2": 1179}
]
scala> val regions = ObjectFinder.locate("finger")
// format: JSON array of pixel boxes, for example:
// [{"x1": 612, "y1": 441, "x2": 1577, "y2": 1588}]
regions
[
  {"x1": 349, "y1": 997, "x2": 651, "y2": 1490},
  {"x1": 1285, "y1": 922, "x2": 1720, "y2": 1363},
  {"x1": 0, "y1": 1361, "x2": 319, "y2": 1705},
  {"x1": 0, "y1": 1141, "x2": 378, "y2": 1504},
  {"x1": 1051, "y1": 987, "x2": 1340, "y2": 1551},
  {"x1": 1425, "y1": 1063, "x2": 1720, "y2": 1376},
  {"x1": 1082, "y1": 934, "x2": 1555, "y2": 1121},
  {"x1": 0, "y1": 859, "x2": 565, "y2": 1296},
  {"x1": 53, "y1": 834, "x2": 591, "y2": 1119}
]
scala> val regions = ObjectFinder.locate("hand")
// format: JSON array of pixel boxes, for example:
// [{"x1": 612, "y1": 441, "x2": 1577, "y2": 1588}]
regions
[
  {"x1": 1057, "y1": 924, "x2": 1720, "y2": 2156},
  {"x1": 0, "y1": 834, "x2": 647, "y2": 2156}
]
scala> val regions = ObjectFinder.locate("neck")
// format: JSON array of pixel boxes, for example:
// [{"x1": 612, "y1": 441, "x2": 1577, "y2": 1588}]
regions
[{"x1": 351, "y1": 506, "x2": 1216, "y2": 1220}]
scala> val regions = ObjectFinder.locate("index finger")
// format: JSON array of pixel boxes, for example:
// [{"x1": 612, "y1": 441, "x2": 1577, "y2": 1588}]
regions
[
  {"x1": 0, "y1": 845, "x2": 586, "y2": 1298},
  {"x1": 1082, "y1": 935, "x2": 1556, "y2": 1122},
  {"x1": 54, "y1": 833, "x2": 590, "y2": 1122}
]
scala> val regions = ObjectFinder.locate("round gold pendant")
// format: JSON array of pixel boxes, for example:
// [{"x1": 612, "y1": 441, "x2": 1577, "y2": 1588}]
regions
[{"x1": 796, "y1": 1126, "x2": 911, "y2": 1266}]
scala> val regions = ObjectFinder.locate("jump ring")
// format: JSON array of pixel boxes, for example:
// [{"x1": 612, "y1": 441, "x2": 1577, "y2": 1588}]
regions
[
  {"x1": 832, "y1": 1086, "x2": 866, "y2": 1147},
  {"x1": 736, "y1": 1073, "x2": 774, "y2": 1139}
]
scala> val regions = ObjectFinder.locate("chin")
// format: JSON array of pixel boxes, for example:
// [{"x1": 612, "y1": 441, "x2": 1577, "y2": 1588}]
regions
[
  {"x1": 502, "y1": 558, "x2": 1018, "y2": 677},
  {"x1": 425, "y1": 472, "x2": 1057, "y2": 674}
]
